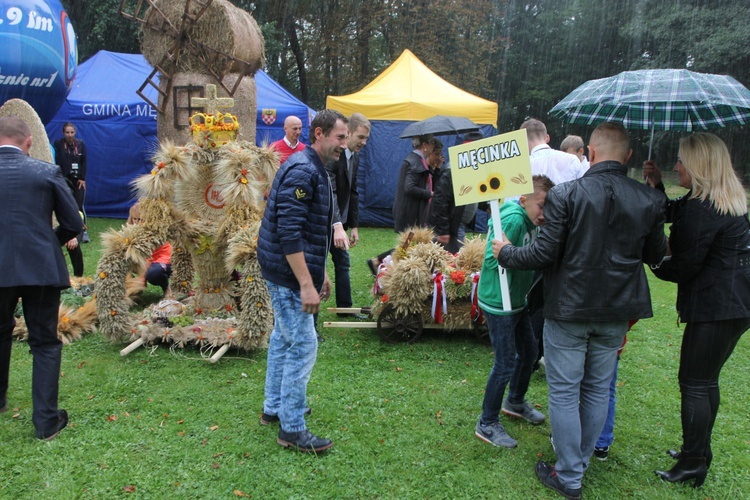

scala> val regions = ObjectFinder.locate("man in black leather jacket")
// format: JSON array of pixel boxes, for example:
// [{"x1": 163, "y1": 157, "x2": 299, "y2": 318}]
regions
[{"x1": 493, "y1": 122, "x2": 667, "y2": 499}]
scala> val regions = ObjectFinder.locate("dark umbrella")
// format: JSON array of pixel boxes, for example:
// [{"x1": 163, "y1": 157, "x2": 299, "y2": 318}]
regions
[
  {"x1": 399, "y1": 115, "x2": 480, "y2": 138},
  {"x1": 549, "y1": 69, "x2": 750, "y2": 158}
]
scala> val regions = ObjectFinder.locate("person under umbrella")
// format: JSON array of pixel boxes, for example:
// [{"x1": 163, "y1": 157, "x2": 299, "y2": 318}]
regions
[{"x1": 644, "y1": 133, "x2": 750, "y2": 488}]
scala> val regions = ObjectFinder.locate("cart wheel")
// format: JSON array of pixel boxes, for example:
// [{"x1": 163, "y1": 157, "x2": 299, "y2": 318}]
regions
[
  {"x1": 473, "y1": 320, "x2": 490, "y2": 345},
  {"x1": 377, "y1": 304, "x2": 423, "y2": 343}
]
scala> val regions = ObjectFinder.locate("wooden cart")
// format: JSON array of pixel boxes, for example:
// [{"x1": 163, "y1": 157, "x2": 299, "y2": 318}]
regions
[{"x1": 323, "y1": 305, "x2": 488, "y2": 344}]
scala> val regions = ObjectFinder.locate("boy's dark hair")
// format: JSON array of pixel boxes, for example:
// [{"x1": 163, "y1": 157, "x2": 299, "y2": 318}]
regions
[{"x1": 310, "y1": 109, "x2": 347, "y2": 144}]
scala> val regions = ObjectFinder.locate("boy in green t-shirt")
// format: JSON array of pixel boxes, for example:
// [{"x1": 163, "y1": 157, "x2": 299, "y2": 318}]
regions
[{"x1": 474, "y1": 175, "x2": 554, "y2": 448}]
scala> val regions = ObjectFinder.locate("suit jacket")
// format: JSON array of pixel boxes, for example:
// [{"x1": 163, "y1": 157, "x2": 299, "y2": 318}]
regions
[
  {"x1": 0, "y1": 147, "x2": 83, "y2": 288},
  {"x1": 327, "y1": 149, "x2": 359, "y2": 230}
]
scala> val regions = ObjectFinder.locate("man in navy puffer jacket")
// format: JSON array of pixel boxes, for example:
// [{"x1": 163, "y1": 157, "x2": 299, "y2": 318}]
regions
[{"x1": 257, "y1": 109, "x2": 349, "y2": 453}]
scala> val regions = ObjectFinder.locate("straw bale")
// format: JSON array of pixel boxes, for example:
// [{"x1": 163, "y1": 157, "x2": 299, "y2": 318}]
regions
[
  {"x1": 0, "y1": 98, "x2": 53, "y2": 162},
  {"x1": 158, "y1": 72, "x2": 257, "y2": 145},
  {"x1": 133, "y1": 141, "x2": 197, "y2": 200},
  {"x1": 225, "y1": 222, "x2": 261, "y2": 270},
  {"x1": 141, "y1": 0, "x2": 264, "y2": 74},
  {"x1": 441, "y1": 301, "x2": 474, "y2": 331},
  {"x1": 380, "y1": 255, "x2": 432, "y2": 316},
  {"x1": 234, "y1": 257, "x2": 271, "y2": 350},
  {"x1": 96, "y1": 254, "x2": 136, "y2": 341},
  {"x1": 171, "y1": 244, "x2": 194, "y2": 295},
  {"x1": 454, "y1": 235, "x2": 486, "y2": 273},
  {"x1": 406, "y1": 242, "x2": 451, "y2": 273}
]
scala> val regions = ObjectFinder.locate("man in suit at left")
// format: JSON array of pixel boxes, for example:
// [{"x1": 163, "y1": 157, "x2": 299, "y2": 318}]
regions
[
  {"x1": 0, "y1": 116, "x2": 83, "y2": 440},
  {"x1": 325, "y1": 112, "x2": 370, "y2": 320}
]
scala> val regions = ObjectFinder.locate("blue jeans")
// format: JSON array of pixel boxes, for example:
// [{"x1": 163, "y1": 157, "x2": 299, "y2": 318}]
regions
[
  {"x1": 545, "y1": 318, "x2": 627, "y2": 489},
  {"x1": 263, "y1": 281, "x2": 318, "y2": 433},
  {"x1": 596, "y1": 356, "x2": 619, "y2": 449},
  {"x1": 330, "y1": 244, "x2": 352, "y2": 307},
  {"x1": 480, "y1": 308, "x2": 538, "y2": 425}
]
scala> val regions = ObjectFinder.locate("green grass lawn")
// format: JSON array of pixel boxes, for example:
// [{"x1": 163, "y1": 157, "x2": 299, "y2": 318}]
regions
[{"x1": 1, "y1": 183, "x2": 748, "y2": 499}]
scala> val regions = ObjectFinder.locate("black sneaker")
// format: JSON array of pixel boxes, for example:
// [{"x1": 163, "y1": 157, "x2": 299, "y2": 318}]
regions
[
  {"x1": 501, "y1": 398, "x2": 546, "y2": 425},
  {"x1": 535, "y1": 461, "x2": 581, "y2": 499},
  {"x1": 36, "y1": 409, "x2": 69, "y2": 441},
  {"x1": 260, "y1": 407, "x2": 311, "y2": 425},
  {"x1": 594, "y1": 446, "x2": 610, "y2": 461},
  {"x1": 277, "y1": 429, "x2": 334, "y2": 453}
]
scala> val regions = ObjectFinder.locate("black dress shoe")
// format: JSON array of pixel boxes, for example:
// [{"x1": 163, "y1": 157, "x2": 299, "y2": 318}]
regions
[
  {"x1": 277, "y1": 429, "x2": 334, "y2": 453},
  {"x1": 0, "y1": 399, "x2": 8, "y2": 413},
  {"x1": 535, "y1": 461, "x2": 581, "y2": 499},
  {"x1": 36, "y1": 409, "x2": 68, "y2": 441},
  {"x1": 655, "y1": 457, "x2": 707, "y2": 488}
]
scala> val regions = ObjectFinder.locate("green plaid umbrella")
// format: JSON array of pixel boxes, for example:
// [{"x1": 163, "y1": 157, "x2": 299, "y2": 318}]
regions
[{"x1": 550, "y1": 69, "x2": 750, "y2": 131}]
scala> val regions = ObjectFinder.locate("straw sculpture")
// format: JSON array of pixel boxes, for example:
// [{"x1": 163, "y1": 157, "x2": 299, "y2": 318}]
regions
[
  {"x1": 372, "y1": 228, "x2": 487, "y2": 332},
  {"x1": 0, "y1": 98, "x2": 54, "y2": 163},
  {"x1": 95, "y1": 126, "x2": 278, "y2": 354}
]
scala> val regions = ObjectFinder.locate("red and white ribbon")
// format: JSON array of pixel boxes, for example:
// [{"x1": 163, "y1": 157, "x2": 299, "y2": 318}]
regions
[
  {"x1": 372, "y1": 257, "x2": 391, "y2": 295},
  {"x1": 431, "y1": 270, "x2": 447, "y2": 324}
]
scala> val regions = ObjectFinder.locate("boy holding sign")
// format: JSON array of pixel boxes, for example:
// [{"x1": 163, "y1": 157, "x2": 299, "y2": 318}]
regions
[{"x1": 474, "y1": 175, "x2": 553, "y2": 448}]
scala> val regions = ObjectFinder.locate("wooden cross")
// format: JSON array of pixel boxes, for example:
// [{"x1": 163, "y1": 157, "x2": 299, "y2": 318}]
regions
[{"x1": 191, "y1": 84, "x2": 235, "y2": 117}]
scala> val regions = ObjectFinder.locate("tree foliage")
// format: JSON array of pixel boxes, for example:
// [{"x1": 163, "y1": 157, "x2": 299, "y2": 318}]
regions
[{"x1": 62, "y1": 0, "x2": 750, "y2": 176}]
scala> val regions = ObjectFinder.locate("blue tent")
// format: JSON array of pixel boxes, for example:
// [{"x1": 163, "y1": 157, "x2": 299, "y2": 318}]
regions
[{"x1": 46, "y1": 50, "x2": 314, "y2": 218}]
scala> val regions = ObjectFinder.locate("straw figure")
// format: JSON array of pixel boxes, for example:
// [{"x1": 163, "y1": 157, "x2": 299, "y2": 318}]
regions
[
  {"x1": 94, "y1": 85, "x2": 278, "y2": 353},
  {"x1": 373, "y1": 227, "x2": 487, "y2": 331},
  {"x1": 91, "y1": 1, "x2": 274, "y2": 357}
]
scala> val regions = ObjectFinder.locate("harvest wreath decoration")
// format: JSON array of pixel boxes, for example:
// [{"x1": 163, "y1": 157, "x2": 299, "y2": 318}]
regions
[{"x1": 371, "y1": 227, "x2": 486, "y2": 331}]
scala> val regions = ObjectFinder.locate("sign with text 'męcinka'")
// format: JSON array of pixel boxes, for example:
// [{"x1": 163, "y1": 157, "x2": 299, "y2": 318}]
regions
[
  {"x1": 447, "y1": 128, "x2": 532, "y2": 312},
  {"x1": 448, "y1": 129, "x2": 532, "y2": 207}
]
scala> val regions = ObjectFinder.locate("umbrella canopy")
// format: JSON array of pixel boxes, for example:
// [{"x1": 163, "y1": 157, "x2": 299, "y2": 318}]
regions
[
  {"x1": 399, "y1": 115, "x2": 480, "y2": 138},
  {"x1": 550, "y1": 69, "x2": 750, "y2": 132}
]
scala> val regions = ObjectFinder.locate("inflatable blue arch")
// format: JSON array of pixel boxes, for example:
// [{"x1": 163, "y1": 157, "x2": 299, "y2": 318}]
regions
[{"x1": 0, "y1": 0, "x2": 77, "y2": 122}]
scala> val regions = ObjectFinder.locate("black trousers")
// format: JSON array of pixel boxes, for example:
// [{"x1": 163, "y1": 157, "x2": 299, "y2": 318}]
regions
[
  {"x1": 145, "y1": 263, "x2": 172, "y2": 293},
  {"x1": 0, "y1": 286, "x2": 63, "y2": 434},
  {"x1": 67, "y1": 244, "x2": 84, "y2": 277},
  {"x1": 677, "y1": 317, "x2": 750, "y2": 458}
]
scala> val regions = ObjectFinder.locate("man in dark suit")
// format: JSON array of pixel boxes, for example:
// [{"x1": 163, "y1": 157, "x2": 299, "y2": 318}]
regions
[
  {"x1": 326, "y1": 113, "x2": 370, "y2": 318},
  {"x1": 0, "y1": 116, "x2": 82, "y2": 440}
]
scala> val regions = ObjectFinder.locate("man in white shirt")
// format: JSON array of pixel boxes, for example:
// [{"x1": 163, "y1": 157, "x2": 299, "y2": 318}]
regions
[{"x1": 521, "y1": 119, "x2": 583, "y2": 185}]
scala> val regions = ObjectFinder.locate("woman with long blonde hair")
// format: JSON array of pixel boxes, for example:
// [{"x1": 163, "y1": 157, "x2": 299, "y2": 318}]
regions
[{"x1": 644, "y1": 132, "x2": 750, "y2": 487}]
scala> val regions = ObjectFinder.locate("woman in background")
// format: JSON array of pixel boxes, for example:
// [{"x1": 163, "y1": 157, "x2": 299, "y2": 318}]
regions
[{"x1": 644, "y1": 133, "x2": 750, "y2": 487}]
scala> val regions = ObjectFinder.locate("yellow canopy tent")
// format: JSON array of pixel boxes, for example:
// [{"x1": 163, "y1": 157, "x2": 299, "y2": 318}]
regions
[
  {"x1": 327, "y1": 49, "x2": 497, "y2": 127},
  {"x1": 326, "y1": 50, "x2": 498, "y2": 226}
]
